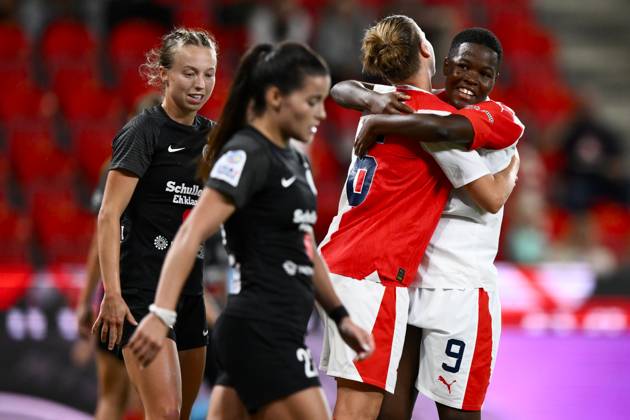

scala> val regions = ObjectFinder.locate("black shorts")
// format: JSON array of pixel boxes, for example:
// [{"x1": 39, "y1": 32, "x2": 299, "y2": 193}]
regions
[
  {"x1": 213, "y1": 314, "x2": 321, "y2": 413},
  {"x1": 204, "y1": 327, "x2": 219, "y2": 386},
  {"x1": 114, "y1": 288, "x2": 208, "y2": 360}
]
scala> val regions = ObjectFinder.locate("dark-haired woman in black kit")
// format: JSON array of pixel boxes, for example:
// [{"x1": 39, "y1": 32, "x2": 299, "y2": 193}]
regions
[{"x1": 129, "y1": 42, "x2": 374, "y2": 420}]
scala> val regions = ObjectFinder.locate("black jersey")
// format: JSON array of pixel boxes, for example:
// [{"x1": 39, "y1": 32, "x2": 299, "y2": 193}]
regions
[
  {"x1": 206, "y1": 126, "x2": 318, "y2": 335},
  {"x1": 110, "y1": 105, "x2": 214, "y2": 295}
]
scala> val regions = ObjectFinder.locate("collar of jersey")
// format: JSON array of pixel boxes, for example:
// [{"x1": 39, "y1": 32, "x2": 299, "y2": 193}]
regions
[{"x1": 395, "y1": 84, "x2": 432, "y2": 94}]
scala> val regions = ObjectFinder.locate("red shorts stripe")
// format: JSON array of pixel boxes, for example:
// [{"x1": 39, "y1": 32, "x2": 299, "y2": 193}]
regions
[
  {"x1": 462, "y1": 289, "x2": 493, "y2": 410},
  {"x1": 353, "y1": 285, "x2": 396, "y2": 389}
]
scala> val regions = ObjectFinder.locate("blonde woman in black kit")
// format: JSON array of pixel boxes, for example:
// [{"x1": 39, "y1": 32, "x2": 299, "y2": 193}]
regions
[
  {"x1": 129, "y1": 42, "x2": 375, "y2": 420},
  {"x1": 92, "y1": 28, "x2": 217, "y2": 420}
]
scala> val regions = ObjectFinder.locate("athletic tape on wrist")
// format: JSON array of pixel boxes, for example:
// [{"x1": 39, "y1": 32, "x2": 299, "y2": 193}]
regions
[{"x1": 148, "y1": 304, "x2": 177, "y2": 328}]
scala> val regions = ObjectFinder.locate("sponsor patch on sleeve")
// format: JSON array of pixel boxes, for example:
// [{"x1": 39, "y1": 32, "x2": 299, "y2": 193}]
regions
[{"x1": 210, "y1": 150, "x2": 247, "y2": 187}]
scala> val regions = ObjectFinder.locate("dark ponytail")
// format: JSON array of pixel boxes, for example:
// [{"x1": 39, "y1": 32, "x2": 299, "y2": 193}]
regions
[
  {"x1": 198, "y1": 41, "x2": 329, "y2": 181},
  {"x1": 198, "y1": 44, "x2": 272, "y2": 181}
]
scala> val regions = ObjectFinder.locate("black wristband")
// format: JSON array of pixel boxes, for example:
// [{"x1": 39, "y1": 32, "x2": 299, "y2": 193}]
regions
[{"x1": 328, "y1": 305, "x2": 349, "y2": 326}]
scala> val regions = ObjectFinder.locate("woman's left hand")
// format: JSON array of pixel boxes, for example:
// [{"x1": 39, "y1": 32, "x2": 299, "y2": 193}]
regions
[{"x1": 127, "y1": 313, "x2": 169, "y2": 367}]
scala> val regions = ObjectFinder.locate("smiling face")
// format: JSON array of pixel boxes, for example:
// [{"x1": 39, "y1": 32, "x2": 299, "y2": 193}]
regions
[
  {"x1": 442, "y1": 42, "x2": 499, "y2": 109},
  {"x1": 276, "y1": 74, "x2": 330, "y2": 143},
  {"x1": 161, "y1": 44, "x2": 217, "y2": 117}
]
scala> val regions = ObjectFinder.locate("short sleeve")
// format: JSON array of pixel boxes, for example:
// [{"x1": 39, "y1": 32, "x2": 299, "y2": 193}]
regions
[
  {"x1": 456, "y1": 100, "x2": 525, "y2": 150},
  {"x1": 110, "y1": 117, "x2": 156, "y2": 178},
  {"x1": 206, "y1": 145, "x2": 270, "y2": 208},
  {"x1": 423, "y1": 143, "x2": 491, "y2": 188}
]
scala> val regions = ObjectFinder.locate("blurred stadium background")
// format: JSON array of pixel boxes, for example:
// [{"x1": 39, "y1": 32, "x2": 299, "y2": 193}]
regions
[{"x1": 0, "y1": 0, "x2": 628, "y2": 419}]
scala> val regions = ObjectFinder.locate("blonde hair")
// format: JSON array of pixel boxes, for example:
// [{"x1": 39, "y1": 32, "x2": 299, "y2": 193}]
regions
[
  {"x1": 140, "y1": 27, "x2": 217, "y2": 88},
  {"x1": 361, "y1": 15, "x2": 421, "y2": 83}
]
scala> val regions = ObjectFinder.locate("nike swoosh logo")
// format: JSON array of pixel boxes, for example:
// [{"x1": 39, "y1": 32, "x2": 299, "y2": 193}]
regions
[
  {"x1": 168, "y1": 145, "x2": 186, "y2": 153},
  {"x1": 202, "y1": 329, "x2": 209, "y2": 337},
  {"x1": 281, "y1": 176, "x2": 296, "y2": 188}
]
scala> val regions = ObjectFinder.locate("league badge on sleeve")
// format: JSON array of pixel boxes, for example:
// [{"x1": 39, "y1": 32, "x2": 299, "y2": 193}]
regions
[{"x1": 210, "y1": 150, "x2": 247, "y2": 187}]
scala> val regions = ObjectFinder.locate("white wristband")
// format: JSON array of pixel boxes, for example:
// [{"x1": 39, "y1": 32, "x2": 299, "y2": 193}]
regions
[{"x1": 148, "y1": 304, "x2": 177, "y2": 328}]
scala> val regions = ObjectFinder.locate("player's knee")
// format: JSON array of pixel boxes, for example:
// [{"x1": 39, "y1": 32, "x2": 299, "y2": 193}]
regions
[
  {"x1": 334, "y1": 393, "x2": 382, "y2": 420},
  {"x1": 148, "y1": 400, "x2": 181, "y2": 420},
  {"x1": 98, "y1": 391, "x2": 128, "y2": 411}
]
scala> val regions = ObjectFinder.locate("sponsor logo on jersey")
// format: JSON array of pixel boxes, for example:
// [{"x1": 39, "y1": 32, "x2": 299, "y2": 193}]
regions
[
  {"x1": 210, "y1": 150, "x2": 247, "y2": 187},
  {"x1": 282, "y1": 260, "x2": 314, "y2": 277},
  {"x1": 281, "y1": 176, "x2": 296, "y2": 188},
  {"x1": 293, "y1": 209, "x2": 317, "y2": 225},
  {"x1": 154, "y1": 235, "x2": 169, "y2": 251},
  {"x1": 167, "y1": 145, "x2": 186, "y2": 153},
  {"x1": 165, "y1": 181, "x2": 203, "y2": 206},
  {"x1": 438, "y1": 376, "x2": 456, "y2": 394}
]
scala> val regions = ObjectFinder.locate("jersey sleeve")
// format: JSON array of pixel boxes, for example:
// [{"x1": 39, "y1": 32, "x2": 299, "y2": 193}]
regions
[
  {"x1": 456, "y1": 100, "x2": 524, "y2": 150},
  {"x1": 110, "y1": 117, "x2": 157, "y2": 178},
  {"x1": 206, "y1": 143, "x2": 270, "y2": 208},
  {"x1": 422, "y1": 143, "x2": 491, "y2": 188}
]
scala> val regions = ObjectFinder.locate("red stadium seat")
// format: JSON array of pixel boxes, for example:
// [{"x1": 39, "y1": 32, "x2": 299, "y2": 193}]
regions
[
  {"x1": 8, "y1": 126, "x2": 75, "y2": 188},
  {"x1": 0, "y1": 80, "x2": 57, "y2": 124},
  {"x1": 0, "y1": 198, "x2": 32, "y2": 265},
  {"x1": 41, "y1": 19, "x2": 98, "y2": 76},
  {"x1": 73, "y1": 126, "x2": 117, "y2": 187},
  {"x1": 0, "y1": 263, "x2": 33, "y2": 309},
  {"x1": 590, "y1": 203, "x2": 630, "y2": 257},
  {"x1": 0, "y1": 23, "x2": 31, "y2": 76},
  {"x1": 116, "y1": 67, "x2": 159, "y2": 109},
  {"x1": 30, "y1": 189, "x2": 94, "y2": 265},
  {"x1": 109, "y1": 20, "x2": 165, "y2": 76},
  {"x1": 0, "y1": 154, "x2": 9, "y2": 184},
  {"x1": 58, "y1": 79, "x2": 124, "y2": 125}
]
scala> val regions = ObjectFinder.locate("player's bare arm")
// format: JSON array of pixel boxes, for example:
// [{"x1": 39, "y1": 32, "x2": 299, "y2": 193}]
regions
[
  {"x1": 465, "y1": 150, "x2": 520, "y2": 213},
  {"x1": 92, "y1": 169, "x2": 139, "y2": 350},
  {"x1": 331, "y1": 80, "x2": 414, "y2": 114},
  {"x1": 76, "y1": 233, "x2": 99, "y2": 339},
  {"x1": 355, "y1": 112, "x2": 474, "y2": 156}
]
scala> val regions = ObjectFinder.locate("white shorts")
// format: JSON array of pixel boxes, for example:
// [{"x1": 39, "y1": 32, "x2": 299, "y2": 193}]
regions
[
  {"x1": 319, "y1": 273, "x2": 409, "y2": 393},
  {"x1": 408, "y1": 287, "x2": 501, "y2": 410}
]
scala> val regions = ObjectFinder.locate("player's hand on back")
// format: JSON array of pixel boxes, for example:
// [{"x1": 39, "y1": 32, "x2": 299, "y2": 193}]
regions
[
  {"x1": 354, "y1": 114, "x2": 382, "y2": 157},
  {"x1": 338, "y1": 317, "x2": 375, "y2": 361},
  {"x1": 128, "y1": 313, "x2": 169, "y2": 367},
  {"x1": 367, "y1": 91, "x2": 413, "y2": 115},
  {"x1": 91, "y1": 292, "x2": 137, "y2": 351}
]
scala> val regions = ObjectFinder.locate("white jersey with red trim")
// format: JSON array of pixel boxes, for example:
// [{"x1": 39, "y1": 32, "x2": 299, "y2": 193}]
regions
[{"x1": 414, "y1": 93, "x2": 525, "y2": 290}]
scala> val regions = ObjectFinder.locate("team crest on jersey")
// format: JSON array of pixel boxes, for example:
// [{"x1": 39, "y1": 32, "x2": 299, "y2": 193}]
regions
[{"x1": 210, "y1": 150, "x2": 247, "y2": 187}]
